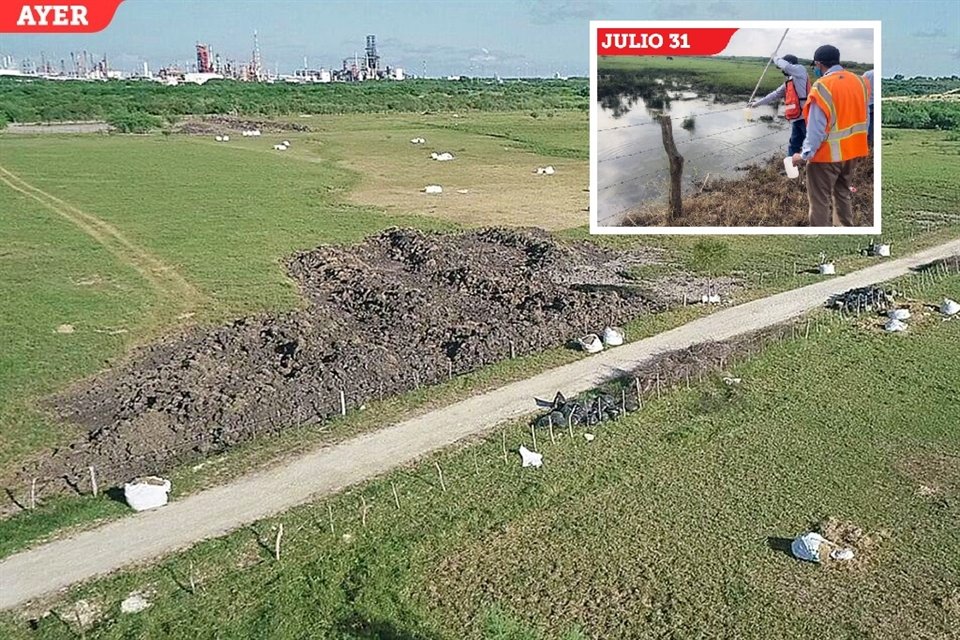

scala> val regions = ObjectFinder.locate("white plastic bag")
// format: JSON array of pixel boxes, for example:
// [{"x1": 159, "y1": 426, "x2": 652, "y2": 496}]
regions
[
  {"x1": 884, "y1": 318, "x2": 907, "y2": 332},
  {"x1": 602, "y1": 326, "x2": 624, "y2": 346},
  {"x1": 791, "y1": 532, "x2": 829, "y2": 562},
  {"x1": 941, "y1": 298, "x2": 960, "y2": 316},
  {"x1": 830, "y1": 548, "x2": 855, "y2": 561},
  {"x1": 518, "y1": 445, "x2": 543, "y2": 468},
  {"x1": 578, "y1": 334, "x2": 603, "y2": 354},
  {"x1": 888, "y1": 308, "x2": 911, "y2": 321}
]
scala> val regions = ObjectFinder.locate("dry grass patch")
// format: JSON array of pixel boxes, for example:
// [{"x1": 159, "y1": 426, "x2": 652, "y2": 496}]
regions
[
  {"x1": 626, "y1": 153, "x2": 874, "y2": 227},
  {"x1": 337, "y1": 127, "x2": 588, "y2": 230}
]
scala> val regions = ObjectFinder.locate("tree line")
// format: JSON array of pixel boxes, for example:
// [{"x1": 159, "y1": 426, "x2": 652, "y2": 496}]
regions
[
  {"x1": 0, "y1": 77, "x2": 589, "y2": 132},
  {"x1": 2, "y1": 75, "x2": 957, "y2": 133}
]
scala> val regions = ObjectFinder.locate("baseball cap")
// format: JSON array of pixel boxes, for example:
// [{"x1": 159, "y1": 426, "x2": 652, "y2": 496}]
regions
[{"x1": 812, "y1": 45, "x2": 840, "y2": 65}]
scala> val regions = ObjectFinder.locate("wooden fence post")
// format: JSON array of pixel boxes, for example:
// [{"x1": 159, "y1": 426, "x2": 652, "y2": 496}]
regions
[{"x1": 658, "y1": 114, "x2": 684, "y2": 222}]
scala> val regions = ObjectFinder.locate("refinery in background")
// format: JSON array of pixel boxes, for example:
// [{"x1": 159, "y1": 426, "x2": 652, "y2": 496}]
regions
[{"x1": 0, "y1": 33, "x2": 405, "y2": 85}]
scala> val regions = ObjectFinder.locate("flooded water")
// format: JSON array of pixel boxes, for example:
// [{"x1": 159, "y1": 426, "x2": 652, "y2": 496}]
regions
[{"x1": 597, "y1": 92, "x2": 790, "y2": 225}]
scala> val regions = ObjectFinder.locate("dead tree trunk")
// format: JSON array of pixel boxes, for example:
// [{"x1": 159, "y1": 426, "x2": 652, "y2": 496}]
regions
[{"x1": 658, "y1": 115, "x2": 684, "y2": 222}]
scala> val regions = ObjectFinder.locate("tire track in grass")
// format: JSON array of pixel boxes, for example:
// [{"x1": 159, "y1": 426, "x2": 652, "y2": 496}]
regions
[{"x1": 0, "y1": 165, "x2": 205, "y2": 313}]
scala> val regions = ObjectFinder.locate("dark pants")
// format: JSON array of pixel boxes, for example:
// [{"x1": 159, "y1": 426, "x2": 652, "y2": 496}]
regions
[
  {"x1": 868, "y1": 105, "x2": 874, "y2": 148},
  {"x1": 788, "y1": 119, "x2": 806, "y2": 156},
  {"x1": 807, "y1": 159, "x2": 859, "y2": 227}
]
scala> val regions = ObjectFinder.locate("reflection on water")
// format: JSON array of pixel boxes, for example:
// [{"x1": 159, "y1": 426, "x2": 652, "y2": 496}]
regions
[{"x1": 597, "y1": 91, "x2": 790, "y2": 226}]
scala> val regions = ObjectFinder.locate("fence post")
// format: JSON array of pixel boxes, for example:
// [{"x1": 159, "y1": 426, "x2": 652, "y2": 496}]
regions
[
  {"x1": 274, "y1": 523, "x2": 283, "y2": 561},
  {"x1": 658, "y1": 114, "x2": 684, "y2": 222}
]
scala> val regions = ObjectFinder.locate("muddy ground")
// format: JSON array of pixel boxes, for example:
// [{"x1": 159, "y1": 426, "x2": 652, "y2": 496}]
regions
[{"x1": 12, "y1": 228, "x2": 709, "y2": 502}]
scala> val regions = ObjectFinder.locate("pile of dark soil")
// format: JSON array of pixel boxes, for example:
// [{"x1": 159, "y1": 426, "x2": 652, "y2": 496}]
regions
[
  {"x1": 15, "y1": 228, "x2": 662, "y2": 500},
  {"x1": 627, "y1": 153, "x2": 875, "y2": 227},
  {"x1": 175, "y1": 116, "x2": 310, "y2": 135}
]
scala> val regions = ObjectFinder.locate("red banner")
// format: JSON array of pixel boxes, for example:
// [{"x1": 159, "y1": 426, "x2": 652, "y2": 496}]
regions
[
  {"x1": 0, "y1": 0, "x2": 123, "y2": 33},
  {"x1": 598, "y1": 28, "x2": 737, "y2": 56}
]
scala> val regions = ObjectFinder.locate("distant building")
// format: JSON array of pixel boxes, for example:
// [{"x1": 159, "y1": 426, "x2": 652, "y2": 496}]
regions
[{"x1": 183, "y1": 72, "x2": 223, "y2": 85}]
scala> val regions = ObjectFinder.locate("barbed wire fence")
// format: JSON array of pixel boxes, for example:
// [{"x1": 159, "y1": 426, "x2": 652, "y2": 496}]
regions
[{"x1": 596, "y1": 116, "x2": 791, "y2": 226}]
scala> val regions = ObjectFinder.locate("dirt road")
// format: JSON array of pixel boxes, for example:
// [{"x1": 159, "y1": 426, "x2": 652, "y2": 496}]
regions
[{"x1": 2, "y1": 238, "x2": 958, "y2": 610}]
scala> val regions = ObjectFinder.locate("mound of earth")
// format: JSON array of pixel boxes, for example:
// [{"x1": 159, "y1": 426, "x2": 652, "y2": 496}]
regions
[
  {"x1": 14, "y1": 228, "x2": 665, "y2": 501},
  {"x1": 176, "y1": 116, "x2": 310, "y2": 135}
]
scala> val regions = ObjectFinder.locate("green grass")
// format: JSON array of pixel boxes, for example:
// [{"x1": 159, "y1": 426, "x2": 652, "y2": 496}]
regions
[
  {"x1": 411, "y1": 110, "x2": 589, "y2": 159},
  {"x1": 882, "y1": 130, "x2": 960, "y2": 227},
  {"x1": 0, "y1": 126, "x2": 957, "y2": 560},
  {"x1": 598, "y1": 55, "x2": 786, "y2": 98},
  {"x1": 0, "y1": 186, "x2": 156, "y2": 469},
  {"x1": 4, "y1": 269, "x2": 958, "y2": 639},
  {"x1": 598, "y1": 55, "x2": 872, "y2": 98},
  {"x1": 0, "y1": 133, "x2": 453, "y2": 322}
]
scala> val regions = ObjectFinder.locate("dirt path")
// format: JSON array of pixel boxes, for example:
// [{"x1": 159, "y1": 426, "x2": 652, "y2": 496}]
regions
[
  {"x1": 3, "y1": 122, "x2": 110, "y2": 134},
  {"x1": 0, "y1": 166, "x2": 203, "y2": 310},
  {"x1": 1, "y1": 238, "x2": 958, "y2": 610}
]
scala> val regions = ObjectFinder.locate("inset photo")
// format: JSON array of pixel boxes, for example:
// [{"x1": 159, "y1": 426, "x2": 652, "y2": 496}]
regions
[{"x1": 590, "y1": 21, "x2": 880, "y2": 234}]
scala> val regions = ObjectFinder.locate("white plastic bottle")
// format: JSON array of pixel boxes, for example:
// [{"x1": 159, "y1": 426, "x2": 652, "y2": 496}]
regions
[{"x1": 783, "y1": 156, "x2": 799, "y2": 179}]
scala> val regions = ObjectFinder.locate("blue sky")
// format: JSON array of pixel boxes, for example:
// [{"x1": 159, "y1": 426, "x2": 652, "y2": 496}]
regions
[{"x1": 1, "y1": 0, "x2": 957, "y2": 76}]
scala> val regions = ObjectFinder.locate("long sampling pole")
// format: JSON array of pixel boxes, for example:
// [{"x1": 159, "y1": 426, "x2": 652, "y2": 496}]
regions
[{"x1": 748, "y1": 28, "x2": 791, "y2": 105}]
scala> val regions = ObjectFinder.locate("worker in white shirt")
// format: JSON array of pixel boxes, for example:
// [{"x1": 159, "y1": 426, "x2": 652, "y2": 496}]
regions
[{"x1": 748, "y1": 54, "x2": 811, "y2": 155}]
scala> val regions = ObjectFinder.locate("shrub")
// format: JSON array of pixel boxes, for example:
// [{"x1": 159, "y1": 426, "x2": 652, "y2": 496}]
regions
[
  {"x1": 689, "y1": 239, "x2": 731, "y2": 275},
  {"x1": 106, "y1": 111, "x2": 164, "y2": 133}
]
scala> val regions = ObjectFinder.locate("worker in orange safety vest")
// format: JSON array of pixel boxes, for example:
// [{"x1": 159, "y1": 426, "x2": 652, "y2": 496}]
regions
[{"x1": 792, "y1": 44, "x2": 871, "y2": 227}]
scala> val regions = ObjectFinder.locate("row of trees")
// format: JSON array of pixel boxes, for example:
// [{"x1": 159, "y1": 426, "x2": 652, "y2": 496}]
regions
[
  {"x1": 883, "y1": 101, "x2": 960, "y2": 131},
  {"x1": 0, "y1": 78, "x2": 589, "y2": 129},
  {"x1": 883, "y1": 75, "x2": 960, "y2": 97}
]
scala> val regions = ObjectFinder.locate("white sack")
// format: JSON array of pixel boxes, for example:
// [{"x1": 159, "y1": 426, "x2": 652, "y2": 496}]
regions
[{"x1": 124, "y1": 476, "x2": 171, "y2": 511}]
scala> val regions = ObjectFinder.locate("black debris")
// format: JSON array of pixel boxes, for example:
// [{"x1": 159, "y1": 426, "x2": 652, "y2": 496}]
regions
[
  {"x1": 533, "y1": 390, "x2": 635, "y2": 428},
  {"x1": 829, "y1": 286, "x2": 896, "y2": 314}
]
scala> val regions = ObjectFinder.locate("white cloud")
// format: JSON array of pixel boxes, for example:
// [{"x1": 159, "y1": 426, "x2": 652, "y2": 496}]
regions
[{"x1": 722, "y1": 27, "x2": 874, "y2": 65}]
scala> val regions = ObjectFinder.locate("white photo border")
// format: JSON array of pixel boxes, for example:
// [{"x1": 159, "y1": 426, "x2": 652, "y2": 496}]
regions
[{"x1": 589, "y1": 19, "x2": 882, "y2": 235}]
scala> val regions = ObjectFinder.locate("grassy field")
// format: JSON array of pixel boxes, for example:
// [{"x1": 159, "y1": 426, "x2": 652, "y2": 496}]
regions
[
  {"x1": 881, "y1": 130, "x2": 960, "y2": 228},
  {"x1": 3, "y1": 267, "x2": 958, "y2": 639},
  {"x1": 292, "y1": 112, "x2": 590, "y2": 229},
  {"x1": 1, "y1": 121, "x2": 958, "y2": 555},
  {"x1": 598, "y1": 55, "x2": 873, "y2": 98},
  {"x1": 0, "y1": 131, "x2": 455, "y2": 474}
]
